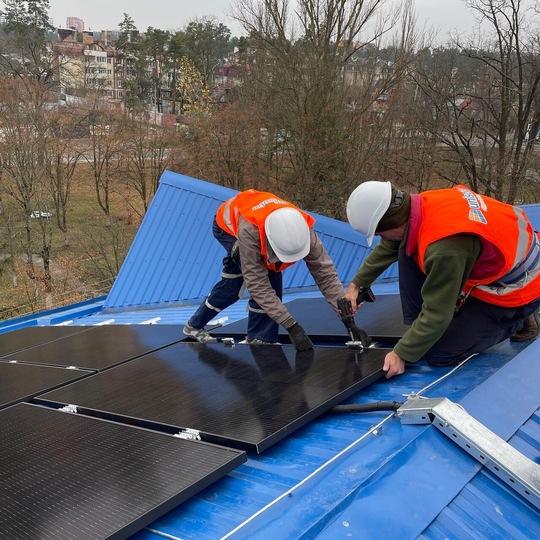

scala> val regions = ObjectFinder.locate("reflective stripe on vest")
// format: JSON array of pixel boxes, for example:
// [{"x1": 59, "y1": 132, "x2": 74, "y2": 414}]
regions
[{"x1": 416, "y1": 186, "x2": 540, "y2": 307}]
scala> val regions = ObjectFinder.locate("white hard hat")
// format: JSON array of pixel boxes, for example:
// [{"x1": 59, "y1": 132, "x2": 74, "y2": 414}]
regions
[
  {"x1": 265, "y1": 207, "x2": 311, "y2": 263},
  {"x1": 346, "y1": 181, "x2": 392, "y2": 246}
]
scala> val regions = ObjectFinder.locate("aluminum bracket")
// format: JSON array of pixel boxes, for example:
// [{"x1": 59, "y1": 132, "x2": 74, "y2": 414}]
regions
[{"x1": 397, "y1": 397, "x2": 540, "y2": 510}]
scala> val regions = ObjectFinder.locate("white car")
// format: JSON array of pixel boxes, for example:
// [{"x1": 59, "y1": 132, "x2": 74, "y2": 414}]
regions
[{"x1": 30, "y1": 211, "x2": 53, "y2": 219}]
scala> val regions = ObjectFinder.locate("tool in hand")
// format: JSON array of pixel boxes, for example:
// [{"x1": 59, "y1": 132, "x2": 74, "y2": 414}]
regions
[
  {"x1": 356, "y1": 286, "x2": 376, "y2": 304},
  {"x1": 337, "y1": 296, "x2": 372, "y2": 348}
]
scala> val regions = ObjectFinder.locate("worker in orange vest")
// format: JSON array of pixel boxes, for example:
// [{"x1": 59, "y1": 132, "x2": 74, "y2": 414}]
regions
[
  {"x1": 345, "y1": 181, "x2": 540, "y2": 378},
  {"x1": 184, "y1": 189, "x2": 370, "y2": 350}
]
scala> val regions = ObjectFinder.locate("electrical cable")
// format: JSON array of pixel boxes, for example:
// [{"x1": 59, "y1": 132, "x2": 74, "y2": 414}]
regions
[{"x1": 329, "y1": 400, "x2": 404, "y2": 413}]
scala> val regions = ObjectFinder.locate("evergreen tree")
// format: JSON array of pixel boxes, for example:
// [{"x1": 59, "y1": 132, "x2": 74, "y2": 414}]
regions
[{"x1": 0, "y1": 0, "x2": 54, "y2": 83}]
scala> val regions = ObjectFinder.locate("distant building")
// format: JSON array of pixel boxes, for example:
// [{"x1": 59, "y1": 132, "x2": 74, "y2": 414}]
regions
[{"x1": 66, "y1": 17, "x2": 84, "y2": 32}]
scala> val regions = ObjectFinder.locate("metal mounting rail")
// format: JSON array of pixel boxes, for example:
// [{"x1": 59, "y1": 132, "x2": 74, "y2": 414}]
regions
[{"x1": 397, "y1": 397, "x2": 540, "y2": 510}]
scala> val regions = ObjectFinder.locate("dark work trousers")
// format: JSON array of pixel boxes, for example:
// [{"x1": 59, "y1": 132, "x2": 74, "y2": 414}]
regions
[
  {"x1": 189, "y1": 218, "x2": 283, "y2": 342},
  {"x1": 398, "y1": 249, "x2": 540, "y2": 365}
]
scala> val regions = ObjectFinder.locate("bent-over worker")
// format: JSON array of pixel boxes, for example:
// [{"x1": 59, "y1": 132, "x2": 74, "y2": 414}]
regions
[
  {"x1": 345, "y1": 181, "x2": 540, "y2": 378},
  {"x1": 184, "y1": 189, "x2": 369, "y2": 350}
]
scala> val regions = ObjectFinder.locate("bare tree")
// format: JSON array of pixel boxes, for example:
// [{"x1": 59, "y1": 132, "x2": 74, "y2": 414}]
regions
[
  {"x1": 43, "y1": 105, "x2": 84, "y2": 246},
  {"x1": 84, "y1": 99, "x2": 126, "y2": 222},
  {"x1": 410, "y1": 0, "x2": 540, "y2": 203},
  {"x1": 231, "y1": 0, "x2": 411, "y2": 216},
  {"x1": 0, "y1": 79, "x2": 50, "y2": 280},
  {"x1": 122, "y1": 117, "x2": 174, "y2": 215}
]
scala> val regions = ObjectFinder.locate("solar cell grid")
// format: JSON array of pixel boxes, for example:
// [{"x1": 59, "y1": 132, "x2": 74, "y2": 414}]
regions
[
  {"x1": 37, "y1": 342, "x2": 386, "y2": 452},
  {"x1": 4, "y1": 324, "x2": 184, "y2": 371},
  {"x1": 0, "y1": 403, "x2": 245, "y2": 540}
]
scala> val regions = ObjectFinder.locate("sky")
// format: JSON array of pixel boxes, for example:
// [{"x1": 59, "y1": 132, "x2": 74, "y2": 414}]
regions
[{"x1": 2, "y1": 0, "x2": 479, "y2": 41}]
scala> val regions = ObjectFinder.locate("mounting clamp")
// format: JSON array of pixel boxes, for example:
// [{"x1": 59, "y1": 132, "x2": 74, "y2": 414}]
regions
[{"x1": 397, "y1": 397, "x2": 540, "y2": 510}]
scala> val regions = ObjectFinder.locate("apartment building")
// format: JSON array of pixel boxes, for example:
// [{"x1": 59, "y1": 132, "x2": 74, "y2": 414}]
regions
[{"x1": 51, "y1": 29, "x2": 121, "y2": 100}]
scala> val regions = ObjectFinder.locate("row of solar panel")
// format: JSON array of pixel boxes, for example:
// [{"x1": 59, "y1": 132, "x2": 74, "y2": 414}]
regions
[{"x1": 0, "y1": 295, "x2": 403, "y2": 539}]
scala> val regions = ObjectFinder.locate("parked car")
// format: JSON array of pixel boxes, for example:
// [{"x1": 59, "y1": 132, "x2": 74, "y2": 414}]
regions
[{"x1": 30, "y1": 211, "x2": 52, "y2": 219}]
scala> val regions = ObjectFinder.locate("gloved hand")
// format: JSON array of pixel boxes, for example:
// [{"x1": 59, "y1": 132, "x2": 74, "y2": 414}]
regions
[
  {"x1": 287, "y1": 323, "x2": 314, "y2": 351},
  {"x1": 228, "y1": 241, "x2": 240, "y2": 263},
  {"x1": 350, "y1": 323, "x2": 372, "y2": 347}
]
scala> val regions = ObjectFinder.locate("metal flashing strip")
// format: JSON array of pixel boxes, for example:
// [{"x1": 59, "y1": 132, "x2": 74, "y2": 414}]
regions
[
  {"x1": 398, "y1": 397, "x2": 540, "y2": 510},
  {"x1": 0, "y1": 403, "x2": 245, "y2": 540}
]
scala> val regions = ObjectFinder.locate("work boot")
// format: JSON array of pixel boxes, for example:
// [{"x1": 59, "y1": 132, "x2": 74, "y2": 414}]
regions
[
  {"x1": 510, "y1": 311, "x2": 540, "y2": 342},
  {"x1": 183, "y1": 322, "x2": 217, "y2": 343},
  {"x1": 240, "y1": 336, "x2": 278, "y2": 345}
]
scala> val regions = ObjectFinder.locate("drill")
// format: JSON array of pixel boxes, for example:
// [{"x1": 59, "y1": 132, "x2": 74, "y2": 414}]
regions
[{"x1": 337, "y1": 288, "x2": 375, "y2": 346}]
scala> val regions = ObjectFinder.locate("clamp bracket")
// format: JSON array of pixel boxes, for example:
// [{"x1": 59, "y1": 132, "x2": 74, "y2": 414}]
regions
[{"x1": 397, "y1": 397, "x2": 540, "y2": 510}]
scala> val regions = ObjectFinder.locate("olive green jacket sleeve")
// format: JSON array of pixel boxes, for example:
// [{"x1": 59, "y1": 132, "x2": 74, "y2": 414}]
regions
[
  {"x1": 394, "y1": 235, "x2": 481, "y2": 362},
  {"x1": 351, "y1": 239, "x2": 401, "y2": 288},
  {"x1": 351, "y1": 235, "x2": 482, "y2": 363}
]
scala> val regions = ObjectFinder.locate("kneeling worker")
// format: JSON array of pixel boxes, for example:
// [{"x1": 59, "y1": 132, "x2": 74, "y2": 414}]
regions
[
  {"x1": 345, "y1": 181, "x2": 540, "y2": 378},
  {"x1": 184, "y1": 189, "x2": 369, "y2": 350}
]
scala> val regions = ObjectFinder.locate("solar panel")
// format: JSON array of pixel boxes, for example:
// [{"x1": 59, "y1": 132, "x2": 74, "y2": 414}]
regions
[
  {"x1": 0, "y1": 403, "x2": 245, "y2": 540},
  {"x1": 0, "y1": 325, "x2": 93, "y2": 357},
  {"x1": 36, "y1": 343, "x2": 386, "y2": 453},
  {"x1": 0, "y1": 362, "x2": 91, "y2": 410},
  {"x1": 211, "y1": 295, "x2": 408, "y2": 343},
  {"x1": 4, "y1": 324, "x2": 184, "y2": 371}
]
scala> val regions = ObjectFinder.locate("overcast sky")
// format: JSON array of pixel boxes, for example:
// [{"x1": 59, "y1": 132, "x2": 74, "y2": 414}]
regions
[{"x1": 3, "y1": 0, "x2": 478, "y2": 41}]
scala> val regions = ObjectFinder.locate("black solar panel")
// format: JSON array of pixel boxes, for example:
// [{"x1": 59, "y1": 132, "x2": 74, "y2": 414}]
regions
[
  {"x1": 0, "y1": 403, "x2": 245, "y2": 540},
  {"x1": 0, "y1": 362, "x2": 91, "y2": 410},
  {"x1": 211, "y1": 295, "x2": 408, "y2": 343},
  {"x1": 4, "y1": 324, "x2": 184, "y2": 371},
  {"x1": 0, "y1": 325, "x2": 92, "y2": 357},
  {"x1": 36, "y1": 343, "x2": 386, "y2": 452}
]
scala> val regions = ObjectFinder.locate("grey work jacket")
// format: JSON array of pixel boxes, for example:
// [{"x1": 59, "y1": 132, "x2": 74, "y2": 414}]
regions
[{"x1": 236, "y1": 217, "x2": 344, "y2": 328}]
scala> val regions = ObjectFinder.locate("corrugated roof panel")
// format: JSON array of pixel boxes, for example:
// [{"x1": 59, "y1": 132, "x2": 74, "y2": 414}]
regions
[
  {"x1": 104, "y1": 171, "x2": 397, "y2": 311},
  {"x1": 104, "y1": 173, "x2": 238, "y2": 309},
  {"x1": 4, "y1": 178, "x2": 538, "y2": 540}
]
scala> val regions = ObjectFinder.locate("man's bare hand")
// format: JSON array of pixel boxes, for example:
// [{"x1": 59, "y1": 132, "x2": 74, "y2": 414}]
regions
[
  {"x1": 383, "y1": 350, "x2": 405, "y2": 379},
  {"x1": 345, "y1": 283, "x2": 360, "y2": 313}
]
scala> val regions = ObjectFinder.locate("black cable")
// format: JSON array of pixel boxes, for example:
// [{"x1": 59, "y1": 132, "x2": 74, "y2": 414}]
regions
[{"x1": 330, "y1": 401, "x2": 404, "y2": 413}]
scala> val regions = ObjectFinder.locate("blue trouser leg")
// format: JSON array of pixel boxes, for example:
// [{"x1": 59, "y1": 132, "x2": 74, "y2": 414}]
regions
[
  {"x1": 189, "y1": 219, "x2": 243, "y2": 329},
  {"x1": 246, "y1": 270, "x2": 282, "y2": 342},
  {"x1": 397, "y1": 249, "x2": 540, "y2": 365}
]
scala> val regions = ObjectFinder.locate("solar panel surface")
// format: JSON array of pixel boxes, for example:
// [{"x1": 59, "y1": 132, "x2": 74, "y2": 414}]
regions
[
  {"x1": 0, "y1": 403, "x2": 245, "y2": 540},
  {"x1": 0, "y1": 325, "x2": 93, "y2": 357},
  {"x1": 211, "y1": 295, "x2": 408, "y2": 343},
  {"x1": 36, "y1": 343, "x2": 386, "y2": 452},
  {"x1": 5, "y1": 324, "x2": 184, "y2": 371},
  {"x1": 0, "y1": 362, "x2": 91, "y2": 410}
]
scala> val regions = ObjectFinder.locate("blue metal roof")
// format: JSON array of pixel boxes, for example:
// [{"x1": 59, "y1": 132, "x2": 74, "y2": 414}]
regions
[
  {"x1": 3, "y1": 174, "x2": 540, "y2": 540},
  {"x1": 103, "y1": 171, "x2": 397, "y2": 311}
]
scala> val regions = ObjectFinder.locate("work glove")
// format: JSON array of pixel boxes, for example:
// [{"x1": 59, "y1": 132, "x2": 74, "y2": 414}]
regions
[
  {"x1": 228, "y1": 241, "x2": 240, "y2": 263},
  {"x1": 349, "y1": 323, "x2": 372, "y2": 348},
  {"x1": 287, "y1": 323, "x2": 314, "y2": 351}
]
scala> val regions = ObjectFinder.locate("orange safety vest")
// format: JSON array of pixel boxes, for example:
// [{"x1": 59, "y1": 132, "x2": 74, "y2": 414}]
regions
[
  {"x1": 415, "y1": 185, "x2": 540, "y2": 307},
  {"x1": 216, "y1": 189, "x2": 316, "y2": 272}
]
